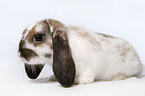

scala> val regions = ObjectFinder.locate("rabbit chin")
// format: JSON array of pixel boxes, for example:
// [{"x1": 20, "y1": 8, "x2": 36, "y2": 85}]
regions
[{"x1": 21, "y1": 56, "x2": 52, "y2": 65}]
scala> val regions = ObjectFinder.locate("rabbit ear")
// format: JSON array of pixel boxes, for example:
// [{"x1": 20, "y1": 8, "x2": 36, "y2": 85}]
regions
[
  {"x1": 52, "y1": 29, "x2": 76, "y2": 87},
  {"x1": 25, "y1": 63, "x2": 44, "y2": 79}
]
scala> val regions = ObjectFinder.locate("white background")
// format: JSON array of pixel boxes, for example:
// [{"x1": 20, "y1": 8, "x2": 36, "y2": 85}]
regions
[{"x1": 0, "y1": 0, "x2": 145, "y2": 96}]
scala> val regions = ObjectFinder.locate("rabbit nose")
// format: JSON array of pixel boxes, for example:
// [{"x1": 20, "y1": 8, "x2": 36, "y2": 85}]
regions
[
  {"x1": 19, "y1": 48, "x2": 38, "y2": 61},
  {"x1": 18, "y1": 39, "x2": 38, "y2": 61}
]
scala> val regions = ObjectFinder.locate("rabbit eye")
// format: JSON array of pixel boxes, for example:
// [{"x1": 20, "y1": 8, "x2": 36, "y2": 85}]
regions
[{"x1": 33, "y1": 34, "x2": 45, "y2": 43}]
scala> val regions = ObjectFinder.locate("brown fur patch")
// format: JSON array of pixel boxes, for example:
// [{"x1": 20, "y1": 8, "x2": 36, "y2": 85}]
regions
[
  {"x1": 48, "y1": 19, "x2": 64, "y2": 31},
  {"x1": 26, "y1": 26, "x2": 36, "y2": 43},
  {"x1": 20, "y1": 48, "x2": 38, "y2": 61},
  {"x1": 118, "y1": 46, "x2": 131, "y2": 62},
  {"x1": 77, "y1": 32, "x2": 89, "y2": 37},
  {"x1": 121, "y1": 48, "x2": 130, "y2": 56},
  {"x1": 22, "y1": 28, "x2": 27, "y2": 35},
  {"x1": 98, "y1": 33, "x2": 114, "y2": 38},
  {"x1": 45, "y1": 53, "x2": 52, "y2": 58},
  {"x1": 35, "y1": 44, "x2": 44, "y2": 47}
]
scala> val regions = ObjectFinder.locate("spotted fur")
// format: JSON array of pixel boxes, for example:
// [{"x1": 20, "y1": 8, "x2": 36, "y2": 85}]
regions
[{"x1": 18, "y1": 19, "x2": 142, "y2": 87}]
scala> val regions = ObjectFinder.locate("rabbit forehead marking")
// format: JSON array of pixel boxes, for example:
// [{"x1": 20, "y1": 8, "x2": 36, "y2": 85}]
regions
[
  {"x1": 23, "y1": 23, "x2": 43, "y2": 40},
  {"x1": 27, "y1": 24, "x2": 43, "y2": 39},
  {"x1": 34, "y1": 23, "x2": 43, "y2": 32},
  {"x1": 22, "y1": 23, "x2": 36, "y2": 39}
]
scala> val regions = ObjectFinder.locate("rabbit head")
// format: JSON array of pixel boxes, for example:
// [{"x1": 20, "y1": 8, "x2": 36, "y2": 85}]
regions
[{"x1": 18, "y1": 19, "x2": 76, "y2": 87}]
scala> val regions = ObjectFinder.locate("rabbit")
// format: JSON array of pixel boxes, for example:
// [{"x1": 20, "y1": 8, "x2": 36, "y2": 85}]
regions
[{"x1": 18, "y1": 19, "x2": 142, "y2": 87}]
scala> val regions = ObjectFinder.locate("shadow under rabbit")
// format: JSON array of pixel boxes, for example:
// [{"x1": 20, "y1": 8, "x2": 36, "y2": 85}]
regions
[{"x1": 30, "y1": 77, "x2": 57, "y2": 84}]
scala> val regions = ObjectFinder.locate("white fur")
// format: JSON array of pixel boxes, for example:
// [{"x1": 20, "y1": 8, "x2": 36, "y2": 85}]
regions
[
  {"x1": 20, "y1": 22, "x2": 142, "y2": 84},
  {"x1": 34, "y1": 24, "x2": 43, "y2": 32},
  {"x1": 24, "y1": 40, "x2": 53, "y2": 65},
  {"x1": 47, "y1": 20, "x2": 53, "y2": 33},
  {"x1": 66, "y1": 26, "x2": 142, "y2": 84}
]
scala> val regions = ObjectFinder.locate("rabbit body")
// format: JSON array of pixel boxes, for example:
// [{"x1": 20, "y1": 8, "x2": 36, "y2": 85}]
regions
[
  {"x1": 66, "y1": 26, "x2": 141, "y2": 84},
  {"x1": 18, "y1": 19, "x2": 142, "y2": 86}
]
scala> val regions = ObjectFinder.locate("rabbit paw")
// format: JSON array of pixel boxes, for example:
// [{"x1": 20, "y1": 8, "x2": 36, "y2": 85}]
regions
[{"x1": 75, "y1": 75, "x2": 95, "y2": 84}]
